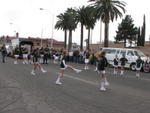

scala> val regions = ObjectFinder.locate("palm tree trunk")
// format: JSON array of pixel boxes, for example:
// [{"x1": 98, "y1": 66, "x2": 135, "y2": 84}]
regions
[
  {"x1": 124, "y1": 38, "x2": 126, "y2": 47},
  {"x1": 68, "y1": 29, "x2": 72, "y2": 51},
  {"x1": 87, "y1": 28, "x2": 90, "y2": 50},
  {"x1": 100, "y1": 20, "x2": 102, "y2": 44},
  {"x1": 80, "y1": 24, "x2": 84, "y2": 50},
  {"x1": 64, "y1": 30, "x2": 67, "y2": 49},
  {"x1": 104, "y1": 23, "x2": 109, "y2": 47}
]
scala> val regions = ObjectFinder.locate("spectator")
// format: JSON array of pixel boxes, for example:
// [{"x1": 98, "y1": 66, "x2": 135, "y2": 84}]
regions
[{"x1": 1, "y1": 44, "x2": 7, "y2": 63}]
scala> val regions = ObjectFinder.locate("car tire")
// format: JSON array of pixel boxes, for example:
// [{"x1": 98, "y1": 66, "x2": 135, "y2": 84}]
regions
[
  {"x1": 130, "y1": 63, "x2": 136, "y2": 71},
  {"x1": 143, "y1": 64, "x2": 150, "y2": 73}
]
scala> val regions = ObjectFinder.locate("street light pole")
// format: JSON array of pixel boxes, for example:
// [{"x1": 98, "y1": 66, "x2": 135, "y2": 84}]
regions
[
  {"x1": 9, "y1": 22, "x2": 20, "y2": 37},
  {"x1": 41, "y1": 29, "x2": 44, "y2": 47},
  {"x1": 39, "y1": 8, "x2": 54, "y2": 48}
]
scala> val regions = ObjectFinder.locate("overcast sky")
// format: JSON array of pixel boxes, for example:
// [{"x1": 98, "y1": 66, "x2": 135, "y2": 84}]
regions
[{"x1": 0, "y1": 0, "x2": 149, "y2": 45}]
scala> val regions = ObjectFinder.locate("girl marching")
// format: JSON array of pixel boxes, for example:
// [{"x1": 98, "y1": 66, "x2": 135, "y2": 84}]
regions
[
  {"x1": 135, "y1": 56, "x2": 143, "y2": 78},
  {"x1": 113, "y1": 55, "x2": 119, "y2": 75},
  {"x1": 96, "y1": 51, "x2": 109, "y2": 91},
  {"x1": 55, "y1": 50, "x2": 82, "y2": 85},
  {"x1": 120, "y1": 54, "x2": 128, "y2": 75}
]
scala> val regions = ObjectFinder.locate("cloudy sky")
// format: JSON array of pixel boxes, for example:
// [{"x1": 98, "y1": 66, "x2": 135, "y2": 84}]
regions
[{"x1": 0, "y1": 0, "x2": 149, "y2": 45}]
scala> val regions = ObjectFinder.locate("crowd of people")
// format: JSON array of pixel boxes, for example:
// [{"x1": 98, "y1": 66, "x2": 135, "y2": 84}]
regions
[{"x1": 0, "y1": 44, "x2": 150, "y2": 91}]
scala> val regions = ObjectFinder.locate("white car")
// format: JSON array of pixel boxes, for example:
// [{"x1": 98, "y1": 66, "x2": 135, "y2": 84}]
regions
[{"x1": 102, "y1": 48, "x2": 147, "y2": 70}]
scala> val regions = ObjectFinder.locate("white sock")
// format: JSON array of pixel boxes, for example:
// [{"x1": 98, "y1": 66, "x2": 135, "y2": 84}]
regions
[
  {"x1": 14, "y1": 61, "x2": 17, "y2": 64},
  {"x1": 121, "y1": 70, "x2": 124, "y2": 75},
  {"x1": 114, "y1": 70, "x2": 116, "y2": 74},
  {"x1": 41, "y1": 68, "x2": 47, "y2": 72},
  {"x1": 31, "y1": 70, "x2": 35, "y2": 73},
  {"x1": 101, "y1": 82, "x2": 105, "y2": 88},
  {"x1": 95, "y1": 67, "x2": 97, "y2": 71},
  {"x1": 41, "y1": 68, "x2": 44, "y2": 71},
  {"x1": 136, "y1": 73, "x2": 140, "y2": 77},
  {"x1": 56, "y1": 77, "x2": 61, "y2": 82},
  {"x1": 73, "y1": 68, "x2": 77, "y2": 71}
]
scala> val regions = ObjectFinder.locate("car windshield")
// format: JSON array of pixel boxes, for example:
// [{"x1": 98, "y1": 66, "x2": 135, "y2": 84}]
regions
[{"x1": 134, "y1": 50, "x2": 145, "y2": 57}]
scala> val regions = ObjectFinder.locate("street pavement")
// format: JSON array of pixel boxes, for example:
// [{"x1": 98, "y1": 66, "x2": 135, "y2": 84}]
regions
[{"x1": 0, "y1": 57, "x2": 150, "y2": 113}]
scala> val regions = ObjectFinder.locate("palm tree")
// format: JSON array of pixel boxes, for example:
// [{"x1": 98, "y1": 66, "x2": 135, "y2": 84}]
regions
[
  {"x1": 76, "y1": 6, "x2": 87, "y2": 50},
  {"x1": 89, "y1": 0, "x2": 126, "y2": 47},
  {"x1": 65, "y1": 8, "x2": 78, "y2": 51},
  {"x1": 55, "y1": 13, "x2": 69, "y2": 49},
  {"x1": 84, "y1": 6, "x2": 96, "y2": 50}
]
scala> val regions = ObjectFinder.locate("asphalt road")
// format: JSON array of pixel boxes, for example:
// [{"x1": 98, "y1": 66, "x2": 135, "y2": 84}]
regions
[{"x1": 0, "y1": 57, "x2": 150, "y2": 113}]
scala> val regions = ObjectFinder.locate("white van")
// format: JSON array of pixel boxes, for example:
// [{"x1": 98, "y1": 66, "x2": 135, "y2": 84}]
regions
[{"x1": 102, "y1": 48, "x2": 147, "y2": 70}]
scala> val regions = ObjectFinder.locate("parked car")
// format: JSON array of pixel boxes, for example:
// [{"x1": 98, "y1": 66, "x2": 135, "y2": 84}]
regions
[{"x1": 102, "y1": 48, "x2": 147, "y2": 71}]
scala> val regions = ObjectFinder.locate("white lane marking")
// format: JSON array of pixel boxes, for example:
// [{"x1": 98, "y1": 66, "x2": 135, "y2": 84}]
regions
[
  {"x1": 56, "y1": 71, "x2": 150, "y2": 85},
  {"x1": 57, "y1": 73, "x2": 99, "y2": 86}
]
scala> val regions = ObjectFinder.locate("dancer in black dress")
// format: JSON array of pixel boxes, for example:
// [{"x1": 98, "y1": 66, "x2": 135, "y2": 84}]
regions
[
  {"x1": 96, "y1": 51, "x2": 109, "y2": 91},
  {"x1": 55, "y1": 50, "x2": 82, "y2": 85}
]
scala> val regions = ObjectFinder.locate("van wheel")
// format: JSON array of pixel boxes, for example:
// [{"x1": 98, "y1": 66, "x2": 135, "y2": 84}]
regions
[
  {"x1": 143, "y1": 64, "x2": 150, "y2": 73},
  {"x1": 130, "y1": 63, "x2": 136, "y2": 71}
]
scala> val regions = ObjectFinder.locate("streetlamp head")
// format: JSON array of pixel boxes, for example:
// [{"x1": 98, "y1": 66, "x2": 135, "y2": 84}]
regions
[{"x1": 39, "y1": 8, "x2": 44, "y2": 10}]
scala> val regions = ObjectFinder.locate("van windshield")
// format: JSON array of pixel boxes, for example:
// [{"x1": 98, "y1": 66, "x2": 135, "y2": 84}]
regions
[{"x1": 134, "y1": 50, "x2": 145, "y2": 57}]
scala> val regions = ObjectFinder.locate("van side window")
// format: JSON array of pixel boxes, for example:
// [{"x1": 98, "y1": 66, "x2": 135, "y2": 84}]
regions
[
  {"x1": 103, "y1": 49, "x2": 116, "y2": 54},
  {"x1": 134, "y1": 50, "x2": 145, "y2": 57},
  {"x1": 110, "y1": 49, "x2": 116, "y2": 54},
  {"x1": 103, "y1": 49, "x2": 111, "y2": 54},
  {"x1": 120, "y1": 50, "x2": 126, "y2": 56},
  {"x1": 116, "y1": 50, "x2": 120, "y2": 54},
  {"x1": 127, "y1": 50, "x2": 134, "y2": 56}
]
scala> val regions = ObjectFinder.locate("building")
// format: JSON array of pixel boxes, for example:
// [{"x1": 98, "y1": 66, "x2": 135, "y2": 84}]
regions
[{"x1": 0, "y1": 33, "x2": 64, "y2": 49}]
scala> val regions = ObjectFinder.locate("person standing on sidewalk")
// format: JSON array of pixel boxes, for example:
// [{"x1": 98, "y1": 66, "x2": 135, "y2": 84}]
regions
[
  {"x1": 55, "y1": 50, "x2": 82, "y2": 85},
  {"x1": 43, "y1": 45, "x2": 49, "y2": 64},
  {"x1": 1, "y1": 44, "x2": 7, "y2": 63},
  {"x1": 97, "y1": 51, "x2": 109, "y2": 91},
  {"x1": 135, "y1": 56, "x2": 143, "y2": 78}
]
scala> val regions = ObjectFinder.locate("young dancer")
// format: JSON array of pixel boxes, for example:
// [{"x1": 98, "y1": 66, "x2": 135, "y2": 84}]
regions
[
  {"x1": 135, "y1": 56, "x2": 143, "y2": 78},
  {"x1": 53, "y1": 52, "x2": 59, "y2": 64},
  {"x1": 39, "y1": 47, "x2": 44, "y2": 64},
  {"x1": 22, "y1": 46, "x2": 29, "y2": 64},
  {"x1": 31, "y1": 48, "x2": 47, "y2": 75},
  {"x1": 120, "y1": 54, "x2": 128, "y2": 75},
  {"x1": 97, "y1": 51, "x2": 109, "y2": 91},
  {"x1": 13, "y1": 45, "x2": 20, "y2": 64},
  {"x1": 94, "y1": 51, "x2": 99, "y2": 72},
  {"x1": 55, "y1": 50, "x2": 82, "y2": 85},
  {"x1": 84, "y1": 50, "x2": 90, "y2": 70},
  {"x1": 113, "y1": 55, "x2": 119, "y2": 75}
]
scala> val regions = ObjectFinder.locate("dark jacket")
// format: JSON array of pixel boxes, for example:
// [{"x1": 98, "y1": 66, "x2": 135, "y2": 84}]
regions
[{"x1": 97, "y1": 56, "x2": 108, "y2": 71}]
